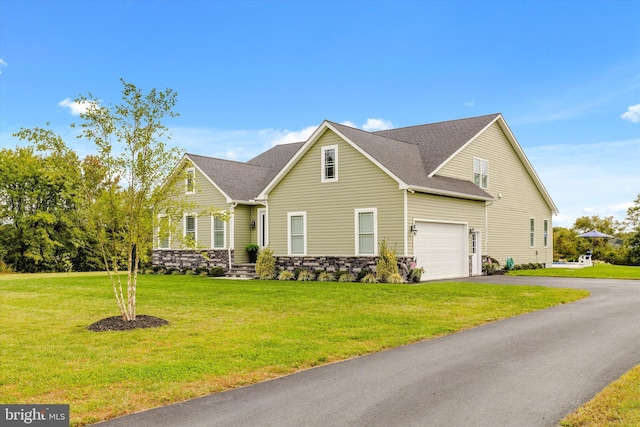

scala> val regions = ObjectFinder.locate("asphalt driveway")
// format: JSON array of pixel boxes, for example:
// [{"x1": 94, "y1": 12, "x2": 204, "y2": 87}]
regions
[{"x1": 94, "y1": 276, "x2": 640, "y2": 427}]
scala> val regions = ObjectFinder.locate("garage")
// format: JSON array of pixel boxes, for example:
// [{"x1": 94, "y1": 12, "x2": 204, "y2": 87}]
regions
[{"x1": 414, "y1": 221, "x2": 468, "y2": 281}]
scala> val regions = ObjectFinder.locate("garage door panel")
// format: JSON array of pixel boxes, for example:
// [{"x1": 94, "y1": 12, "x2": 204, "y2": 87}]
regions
[{"x1": 415, "y1": 222, "x2": 467, "y2": 280}]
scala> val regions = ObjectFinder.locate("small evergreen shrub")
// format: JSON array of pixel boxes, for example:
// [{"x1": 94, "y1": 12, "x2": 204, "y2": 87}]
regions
[
  {"x1": 409, "y1": 267, "x2": 424, "y2": 283},
  {"x1": 376, "y1": 239, "x2": 399, "y2": 283},
  {"x1": 209, "y1": 266, "x2": 225, "y2": 277},
  {"x1": 278, "y1": 270, "x2": 295, "y2": 280},
  {"x1": 357, "y1": 269, "x2": 372, "y2": 282},
  {"x1": 386, "y1": 273, "x2": 405, "y2": 284},
  {"x1": 255, "y1": 247, "x2": 276, "y2": 279}
]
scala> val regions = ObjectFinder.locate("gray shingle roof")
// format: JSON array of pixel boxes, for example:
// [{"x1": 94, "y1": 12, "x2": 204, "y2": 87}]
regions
[{"x1": 187, "y1": 114, "x2": 499, "y2": 202}]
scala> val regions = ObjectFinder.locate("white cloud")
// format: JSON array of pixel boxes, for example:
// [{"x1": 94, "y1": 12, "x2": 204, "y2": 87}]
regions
[
  {"x1": 464, "y1": 100, "x2": 475, "y2": 107},
  {"x1": 621, "y1": 104, "x2": 640, "y2": 123},
  {"x1": 0, "y1": 58, "x2": 7, "y2": 74},
  {"x1": 362, "y1": 118, "x2": 393, "y2": 132},
  {"x1": 58, "y1": 98, "x2": 99, "y2": 116},
  {"x1": 270, "y1": 126, "x2": 317, "y2": 145}
]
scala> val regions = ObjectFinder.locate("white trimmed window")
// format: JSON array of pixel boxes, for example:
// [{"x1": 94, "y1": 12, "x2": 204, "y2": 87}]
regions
[
  {"x1": 184, "y1": 214, "x2": 197, "y2": 246},
  {"x1": 543, "y1": 219, "x2": 549, "y2": 248},
  {"x1": 473, "y1": 158, "x2": 488, "y2": 189},
  {"x1": 185, "y1": 167, "x2": 196, "y2": 194},
  {"x1": 529, "y1": 218, "x2": 535, "y2": 248},
  {"x1": 355, "y1": 208, "x2": 377, "y2": 256},
  {"x1": 212, "y1": 215, "x2": 226, "y2": 249},
  {"x1": 288, "y1": 212, "x2": 307, "y2": 255},
  {"x1": 321, "y1": 145, "x2": 338, "y2": 182},
  {"x1": 157, "y1": 215, "x2": 171, "y2": 249}
]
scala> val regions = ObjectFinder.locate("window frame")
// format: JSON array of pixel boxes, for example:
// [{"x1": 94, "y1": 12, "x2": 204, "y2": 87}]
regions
[
  {"x1": 287, "y1": 212, "x2": 307, "y2": 255},
  {"x1": 184, "y1": 213, "x2": 197, "y2": 246},
  {"x1": 185, "y1": 167, "x2": 196, "y2": 194},
  {"x1": 543, "y1": 219, "x2": 549, "y2": 248},
  {"x1": 355, "y1": 208, "x2": 378, "y2": 256},
  {"x1": 529, "y1": 218, "x2": 535, "y2": 248},
  {"x1": 473, "y1": 157, "x2": 488, "y2": 189},
  {"x1": 211, "y1": 215, "x2": 226, "y2": 249},
  {"x1": 321, "y1": 145, "x2": 338, "y2": 183},
  {"x1": 157, "y1": 214, "x2": 171, "y2": 249}
]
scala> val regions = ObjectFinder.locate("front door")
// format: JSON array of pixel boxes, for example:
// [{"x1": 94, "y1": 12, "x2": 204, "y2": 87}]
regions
[
  {"x1": 471, "y1": 231, "x2": 482, "y2": 275},
  {"x1": 257, "y1": 208, "x2": 268, "y2": 248}
]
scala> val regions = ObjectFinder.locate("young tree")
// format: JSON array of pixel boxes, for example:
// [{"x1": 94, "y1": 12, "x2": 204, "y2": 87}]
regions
[
  {"x1": 626, "y1": 193, "x2": 640, "y2": 232},
  {"x1": 77, "y1": 79, "x2": 181, "y2": 321}
]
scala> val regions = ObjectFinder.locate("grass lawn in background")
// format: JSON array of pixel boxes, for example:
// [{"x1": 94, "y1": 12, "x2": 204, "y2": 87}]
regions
[
  {"x1": 0, "y1": 273, "x2": 587, "y2": 426},
  {"x1": 508, "y1": 263, "x2": 640, "y2": 280}
]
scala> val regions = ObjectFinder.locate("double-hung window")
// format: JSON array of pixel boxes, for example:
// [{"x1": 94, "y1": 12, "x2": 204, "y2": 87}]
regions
[
  {"x1": 212, "y1": 216, "x2": 226, "y2": 249},
  {"x1": 288, "y1": 212, "x2": 306, "y2": 255},
  {"x1": 321, "y1": 145, "x2": 338, "y2": 182},
  {"x1": 184, "y1": 214, "x2": 197, "y2": 246},
  {"x1": 543, "y1": 219, "x2": 549, "y2": 248},
  {"x1": 185, "y1": 167, "x2": 196, "y2": 194},
  {"x1": 473, "y1": 158, "x2": 488, "y2": 189},
  {"x1": 157, "y1": 215, "x2": 170, "y2": 249},
  {"x1": 355, "y1": 208, "x2": 377, "y2": 256},
  {"x1": 529, "y1": 218, "x2": 535, "y2": 248}
]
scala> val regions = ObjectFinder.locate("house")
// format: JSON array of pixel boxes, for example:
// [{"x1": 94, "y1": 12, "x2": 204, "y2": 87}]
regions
[{"x1": 153, "y1": 113, "x2": 558, "y2": 281}]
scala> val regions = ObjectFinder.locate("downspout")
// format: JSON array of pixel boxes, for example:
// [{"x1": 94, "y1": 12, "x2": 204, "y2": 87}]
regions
[{"x1": 229, "y1": 202, "x2": 237, "y2": 269}]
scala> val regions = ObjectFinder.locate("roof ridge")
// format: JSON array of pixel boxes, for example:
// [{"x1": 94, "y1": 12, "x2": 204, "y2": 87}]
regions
[
  {"x1": 186, "y1": 152, "x2": 267, "y2": 169},
  {"x1": 327, "y1": 121, "x2": 420, "y2": 146},
  {"x1": 373, "y1": 113, "x2": 501, "y2": 134}
]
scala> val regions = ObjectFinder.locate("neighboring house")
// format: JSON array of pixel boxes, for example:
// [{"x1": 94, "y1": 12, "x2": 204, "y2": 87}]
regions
[{"x1": 153, "y1": 113, "x2": 557, "y2": 281}]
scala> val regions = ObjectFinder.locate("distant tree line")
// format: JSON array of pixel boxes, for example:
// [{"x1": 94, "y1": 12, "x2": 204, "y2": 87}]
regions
[{"x1": 554, "y1": 203, "x2": 640, "y2": 266}]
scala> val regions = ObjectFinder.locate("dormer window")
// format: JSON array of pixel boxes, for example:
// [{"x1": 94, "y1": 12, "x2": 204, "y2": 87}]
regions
[
  {"x1": 186, "y1": 167, "x2": 195, "y2": 194},
  {"x1": 473, "y1": 158, "x2": 488, "y2": 189},
  {"x1": 321, "y1": 145, "x2": 338, "y2": 182}
]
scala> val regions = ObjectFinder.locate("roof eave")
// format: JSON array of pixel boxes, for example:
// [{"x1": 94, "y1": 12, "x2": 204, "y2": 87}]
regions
[{"x1": 407, "y1": 185, "x2": 494, "y2": 202}]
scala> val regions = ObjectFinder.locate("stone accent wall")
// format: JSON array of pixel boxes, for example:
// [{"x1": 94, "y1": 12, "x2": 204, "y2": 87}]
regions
[
  {"x1": 152, "y1": 249, "x2": 232, "y2": 270},
  {"x1": 276, "y1": 256, "x2": 415, "y2": 277}
]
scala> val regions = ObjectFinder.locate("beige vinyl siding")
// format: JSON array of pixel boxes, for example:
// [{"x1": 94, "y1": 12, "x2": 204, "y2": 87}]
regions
[
  {"x1": 161, "y1": 162, "x2": 231, "y2": 250},
  {"x1": 437, "y1": 122, "x2": 554, "y2": 265},
  {"x1": 407, "y1": 193, "x2": 485, "y2": 256},
  {"x1": 268, "y1": 130, "x2": 404, "y2": 256},
  {"x1": 232, "y1": 204, "x2": 253, "y2": 263}
]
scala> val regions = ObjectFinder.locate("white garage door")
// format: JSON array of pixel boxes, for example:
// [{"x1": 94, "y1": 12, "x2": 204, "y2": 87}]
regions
[{"x1": 415, "y1": 222, "x2": 468, "y2": 281}]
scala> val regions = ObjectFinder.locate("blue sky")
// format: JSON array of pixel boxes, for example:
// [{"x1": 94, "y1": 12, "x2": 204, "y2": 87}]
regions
[{"x1": 1, "y1": 0, "x2": 639, "y2": 228}]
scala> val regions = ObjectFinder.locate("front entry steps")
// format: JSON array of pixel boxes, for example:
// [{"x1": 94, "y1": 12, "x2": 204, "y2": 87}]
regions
[{"x1": 225, "y1": 264, "x2": 257, "y2": 279}]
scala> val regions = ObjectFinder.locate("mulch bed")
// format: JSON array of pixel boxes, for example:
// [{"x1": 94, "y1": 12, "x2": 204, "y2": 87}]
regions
[{"x1": 87, "y1": 315, "x2": 169, "y2": 332}]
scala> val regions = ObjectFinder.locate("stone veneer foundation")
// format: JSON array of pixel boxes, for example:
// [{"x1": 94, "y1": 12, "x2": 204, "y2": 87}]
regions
[{"x1": 152, "y1": 249, "x2": 232, "y2": 270}]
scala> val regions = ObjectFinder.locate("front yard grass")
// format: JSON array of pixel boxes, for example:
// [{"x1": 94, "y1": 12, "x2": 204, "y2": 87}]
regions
[{"x1": 0, "y1": 273, "x2": 587, "y2": 426}]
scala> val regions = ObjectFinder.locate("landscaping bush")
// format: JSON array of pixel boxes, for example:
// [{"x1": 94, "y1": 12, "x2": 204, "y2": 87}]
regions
[
  {"x1": 277, "y1": 270, "x2": 295, "y2": 281},
  {"x1": 317, "y1": 271, "x2": 336, "y2": 282},
  {"x1": 209, "y1": 266, "x2": 225, "y2": 277},
  {"x1": 361, "y1": 273, "x2": 378, "y2": 283},
  {"x1": 408, "y1": 267, "x2": 424, "y2": 283},
  {"x1": 386, "y1": 273, "x2": 405, "y2": 284},
  {"x1": 376, "y1": 239, "x2": 399, "y2": 282},
  {"x1": 338, "y1": 272, "x2": 356, "y2": 282},
  {"x1": 357, "y1": 269, "x2": 372, "y2": 282},
  {"x1": 297, "y1": 270, "x2": 315, "y2": 281},
  {"x1": 255, "y1": 247, "x2": 276, "y2": 280}
]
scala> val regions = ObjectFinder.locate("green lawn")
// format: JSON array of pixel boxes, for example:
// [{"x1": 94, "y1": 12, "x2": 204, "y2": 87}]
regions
[
  {"x1": 506, "y1": 263, "x2": 640, "y2": 426},
  {"x1": 0, "y1": 273, "x2": 587, "y2": 426},
  {"x1": 508, "y1": 263, "x2": 640, "y2": 280}
]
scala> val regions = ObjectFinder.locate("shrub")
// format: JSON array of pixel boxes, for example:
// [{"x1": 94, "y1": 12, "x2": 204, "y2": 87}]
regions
[
  {"x1": 278, "y1": 270, "x2": 295, "y2": 280},
  {"x1": 386, "y1": 273, "x2": 405, "y2": 284},
  {"x1": 317, "y1": 271, "x2": 336, "y2": 282},
  {"x1": 357, "y1": 269, "x2": 372, "y2": 282},
  {"x1": 338, "y1": 272, "x2": 356, "y2": 282},
  {"x1": 408, "y1": 267, "x2": 424, "y2": 283},
  {"x1": 255, "y1": 247, "x2": 276, "y2": 280},
  {"x1": 0, "y1": 260, "x2": 13, "y2": 274},
  {"x1": 209, "y1": 266, "x2": 225, "y2": 277},
  {"x1": 376, "y1": 239, "x2": 399, "y2": 283},
  {"x1": 297, "y1": 270, "x2": 315, "y2": 281},
  {"x1": 361, "y1": 273, "x2": 378, "y2": 283}
]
